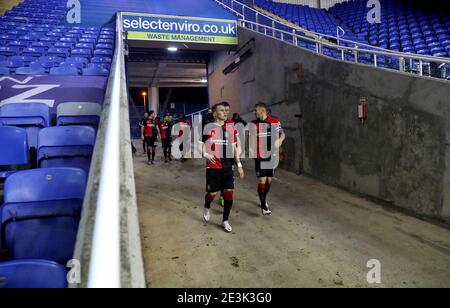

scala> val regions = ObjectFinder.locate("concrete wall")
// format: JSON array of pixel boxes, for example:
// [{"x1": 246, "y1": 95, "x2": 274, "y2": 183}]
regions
[
  {"x1": 208, "y1": 51, "x2": 241, "y2": 113},
  {"x1": 219, "y1": 27, "x2": 450, "y2": 221},
  {"x1": 0, "y1": 0, "x2": 22, "y2": 14}
]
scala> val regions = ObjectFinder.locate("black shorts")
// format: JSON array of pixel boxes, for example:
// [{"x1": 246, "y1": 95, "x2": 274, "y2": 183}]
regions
[
  {"x1": 206, "y1": 168, "x2": 235, "y2": 193},
  {"x1": 255, "y1": 158, "x2": 275, "y2": 178},
  {"x1": 144, "y1": 137, "x2": 157, "y2": 147}
]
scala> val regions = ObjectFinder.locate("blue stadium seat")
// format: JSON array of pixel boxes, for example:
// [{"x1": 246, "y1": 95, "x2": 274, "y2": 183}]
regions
[
  {"x1": 0, "y1": 126, "x2": 29, "y2": 181},
  {"x1": 93, "y1": 49, "x2": 112, "y2": 57},
  {"x1": 47, "y1": 47, "x2": 70, "y2": 58},
  {"x1": 0, "y1": 67, "x2": 10, "y2": 75},
  {"x1": 39, "y1": 55, "x2": 64, "y2": 64},
  {"x1": 71, "y1": 48, "x2": 91, "y2": 58},
  {"x1": 0, "y1": 103, "x2": 50, "y2": 149},
  {"x1": 57, "y1": 102, "x2": 102, "y2": 130},
  {"x1": 22, "y1": 47, "x2": 45, "y2": 57},
  {"x1": 0, "y1": 260, "x2": 67, "y2": 288},
  {"x1": 82, "y1": 67, "x2": 109, "y2": 76},
  {"x1": 15, "y1": 66, "x2": 46, "y2": 75},
  {"x1": 49, "y1": 66, "x2": 79, "y2": 76},
  {"x1": 87, "y1": 62, "x2": 111, "y2": 70},
  {"x1": 0, "y1": 168, "x2": 86, "y2": 263},
  {"x1": 0, "y1": 47, "x2": 19, "y2": 57},
  {"x1": 37, "y1": 126, "x2": 95, "y2": 173},
  {"x1": 91, "y1": 56, "x2": 111, "y2": 64}
]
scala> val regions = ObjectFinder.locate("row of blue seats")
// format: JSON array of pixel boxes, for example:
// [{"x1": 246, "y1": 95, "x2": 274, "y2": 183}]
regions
[
  {"x1": 329, "y1": 0, "x2": 450, "y2": 56},
  {"x1": 0, "y1": 102, "x2": 101, "y2": 151},
  {"x1": 0, "y1": 125, "x2": 95, "y2": 177},
  {"x1": 0, "y1": 55, "x2": 111, "y2": 70}
]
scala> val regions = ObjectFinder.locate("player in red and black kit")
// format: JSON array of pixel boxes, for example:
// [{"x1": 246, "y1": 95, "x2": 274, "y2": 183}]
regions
[
  {"x1": 177, "y1": 113, "x2": 191, "y2": 162},
  {"x1": 199, "y1": 103, "x2": 244, "y2": 233},
  {"x1": 159, "y1": 114, "x2": 173, "y2": 163},
  {"x1": 141, "y1": 111, "x2": 161, "y2": 165},
  {"x1": 217, "y1": 101, "x2": 238, "y2": 207},
  {"x1": 253, "y1": 102, "x2": 286, "y2": 215},
  {"x1": 138, "y1": 112, "x2": 149, "y2": 154}
]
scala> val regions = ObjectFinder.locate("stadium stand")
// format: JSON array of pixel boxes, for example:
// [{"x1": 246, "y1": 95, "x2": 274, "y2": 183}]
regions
[
  {"x1": 0, "y1": 0, "x2": 114, "y2": 76},
  {"x1": 0, "y1": 0, "x2": 108, "y2": 288}
]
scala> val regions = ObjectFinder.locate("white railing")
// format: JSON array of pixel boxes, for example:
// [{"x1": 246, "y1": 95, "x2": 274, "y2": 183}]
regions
[
  {"x1": 214, "y1": 0, "x2": 450, "y2": 79},
  {"x1": 186, "y1": 107, "x2": 209, "y2": 125},
  {"x1": 72, "y1": 12, "x2": 145, "y2": 288}
]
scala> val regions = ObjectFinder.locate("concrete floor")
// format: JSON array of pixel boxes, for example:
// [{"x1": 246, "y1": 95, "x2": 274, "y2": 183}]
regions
[{"x1": 134, "y1": 149, "x2": 450, "y2": 288}]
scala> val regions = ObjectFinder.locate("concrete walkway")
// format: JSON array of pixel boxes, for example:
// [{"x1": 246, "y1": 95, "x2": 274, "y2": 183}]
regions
[{"x1": 134, "y1": 151, "x2": 450, "y2": 288}]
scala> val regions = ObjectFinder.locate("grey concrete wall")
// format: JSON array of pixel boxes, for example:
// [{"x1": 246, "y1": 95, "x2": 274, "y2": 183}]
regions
[
  {"x1": 208, "y1": 51, "x2": 241, "y2": 113},
  {"x1": 224, "y1": 27, "x2": 450, "y2": 220}
]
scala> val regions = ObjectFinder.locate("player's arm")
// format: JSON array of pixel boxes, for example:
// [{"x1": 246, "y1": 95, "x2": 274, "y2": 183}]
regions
[
  {"x1": 233, "y1": 143, "x2": 244, "y2": 179},
  {"x1": 275, "y1": 122, "x2": 286, "y2": 149},
  {"x1": 157, "y1": 125, "x2": 161, "y2": 139},
  {"x1": 141, "y1": 125, "x2": 144, "y2": 140},
  {"x1": 198, "y1": 133, "x2": 216, "y2": 165}
]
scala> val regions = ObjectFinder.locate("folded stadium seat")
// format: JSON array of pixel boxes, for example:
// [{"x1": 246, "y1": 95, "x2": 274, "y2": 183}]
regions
[
  {"x1": 90, "y1": 56, "x2": 111, "y2": 65},
  {"x1": 54, "y1": 42, "x2": 74, "y2": 49},
  {"x1": 0, "y1": 168, "x2": 86, "y2": 263},
  {"x1": 40, "y1": 37, "x2": 58, "y2": 44},
  {"x1": 97, "y1": 38, "x2": 113, "y2": 45},
  {"x1": 0, "y1": 127, "x2": 30, "y2": 182},
  {"x1": 67, "y1": 56, "x2": 89, "y2": 64},
  {"x1": 58, "y1": 62, "x2": 83, "y2": 73},
  {"x1": 37, "y1": 126, "x2": 95, "y2": 174},
  {"x1": 57, "y1": 102, "x2": 102, "y2": 131},
  {"x1": 49, "y1": 66, "x2": 79, "y2": 76},
  {"x1": 0, "y1": 47, "x2": 20, "y2": 57},
  {"x1": 31, "y1": 41, "x2": 53, "y2": 50},
  {"x1": 30, "y1": 61, "x2": 54, "y2": 73},
  {"x1": 0, "y1": 67, "x2": 10, "y2": 75},
  {"x1": 71, "y1": 48, "x2": 91, "y2": 58},
  {"x1": 82, "y1": 67, "x2": 109, "y2": 76},
  {"x1": 95, "y1": 43, "x2": 112, "y2": 50},
  {"x1": 93, "y1": 49, "x2": 112, "y2": 57},
  {"x1": 79, "y1": 38, "x2": 96, "y2": 44},
  {"x1": 0, "y1": 103, "x2": 50, "y2": 150},
  {"x1": 15, "y1": 66, "x2": 46, "y2": 75},
  {"x1": 39, "y1": 56, "x2": 64, "y2": 65},
  {"x1": 47, "y1": 48, "x2": 70, "y2": 58},
  {"x1": 22, "y1": 47, "x2": 46, "y2": 58},
  {"x1": 87, "y1": 62, "x2": 111, "y2": 70},
  {"x1": 0, "y1": 260, "x2": 68, "y2": 288},
  {"x1": 0, "y1": 59, "x2": 20, "y2": 69},
  {"x1": 75, "y1": 43, "x2": 94, "y2": 51}
]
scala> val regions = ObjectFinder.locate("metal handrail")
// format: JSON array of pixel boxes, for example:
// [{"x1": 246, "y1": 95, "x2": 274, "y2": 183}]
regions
[
  {"x1": 214, "y1": 0, "x2": 450, "y2": 75},
  {"x1": 215, "y1": 0, "x2": 450, "y2": 78},
  {"x1": 72, "y1": 12, "x2": 145, "y2": 288}
]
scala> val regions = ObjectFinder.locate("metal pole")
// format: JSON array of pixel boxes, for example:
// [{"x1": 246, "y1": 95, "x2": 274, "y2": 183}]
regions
[
  {"x1": 419, "y1": 59, "x2": 423, "y2": 76},
  {"x1": 256, "y1": 13, "x2": 259, "y2": 32},
  {"x1": 374, "y1": 54, "x2": 377, "y2": 67},
  {"x1": 272, "y1": 20, "x2": 275, "y2": 37},
  {"x1": 293, "y1": 29, "x2": 297, "y2": 46}
]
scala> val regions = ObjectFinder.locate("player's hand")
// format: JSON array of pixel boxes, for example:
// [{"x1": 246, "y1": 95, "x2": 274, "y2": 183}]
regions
[
  {"x1": 204, "y1": 153, "x2": 216, "y2": 165},
  {"x1": 237, "y1": 167, "x2": 244, "y2": 179},
  {"x1": 141, "y1": 136, "x2": 145, "y2": 141}
]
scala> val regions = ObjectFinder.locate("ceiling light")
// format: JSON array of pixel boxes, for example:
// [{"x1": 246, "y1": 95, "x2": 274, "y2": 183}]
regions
[
  {"x1": 201, "y1": 79, "x2": 208, "y2": 83},
  {"x1": 167, "y1": 47, "x2": 178, "y2": 52}
]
